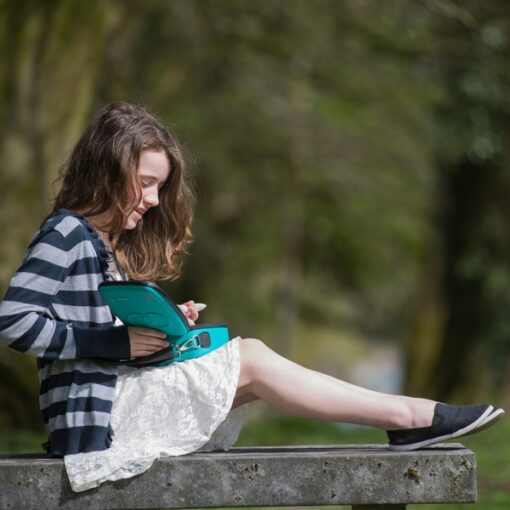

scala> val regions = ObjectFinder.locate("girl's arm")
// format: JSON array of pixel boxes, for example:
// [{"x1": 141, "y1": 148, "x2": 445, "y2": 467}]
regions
[{"x1": 0, "y1": 228, "x2": 130, "y2": 361}]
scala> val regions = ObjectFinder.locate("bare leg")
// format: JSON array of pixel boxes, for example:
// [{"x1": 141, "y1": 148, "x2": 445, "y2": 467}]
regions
[
  {"x1": 232, "y1": 391, "x2": 259, "y2": 409},
  {"x1": 235, "y1": 338, "x2": 436, "y2": 430}
]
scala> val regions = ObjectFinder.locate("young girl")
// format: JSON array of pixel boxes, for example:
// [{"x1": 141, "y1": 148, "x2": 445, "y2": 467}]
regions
[{"x1": 0, "y1": 102, "x2": 504, "y2": 492}]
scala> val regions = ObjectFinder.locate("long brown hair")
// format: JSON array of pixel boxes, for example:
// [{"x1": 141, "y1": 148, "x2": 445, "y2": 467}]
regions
[{"x1": 52, "y1": 102, "x2": 194, "y2": 280}]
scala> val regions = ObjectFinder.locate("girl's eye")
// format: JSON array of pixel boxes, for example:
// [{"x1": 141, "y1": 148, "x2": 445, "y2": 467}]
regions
[{"x1": 141, "y1": 180, "x2": 151, "y2": 188}]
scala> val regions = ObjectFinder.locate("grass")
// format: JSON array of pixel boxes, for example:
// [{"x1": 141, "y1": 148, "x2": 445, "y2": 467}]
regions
[
  {"x1": 0, "y1": 428, "x2": 46, "y2": 453},
  {"x1": 1, "y1": 409, "x2": 508, "y2": 509}
]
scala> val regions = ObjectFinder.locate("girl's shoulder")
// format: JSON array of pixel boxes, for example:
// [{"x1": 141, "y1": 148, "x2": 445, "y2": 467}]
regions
[
  {"x1": 22, "y1": 209, "x2": 110, "y2": 276},
  {"x1": 29, "y1": 209, "x2": 97, "y2": 251}
]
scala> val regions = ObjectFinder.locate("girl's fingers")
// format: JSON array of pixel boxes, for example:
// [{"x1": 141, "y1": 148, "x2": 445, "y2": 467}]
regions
[
  {"x1": 131, "y1": 346, "x2": 166, "y2": 356},
  {"x1": 130, "y1": 343, "x2": 167, "y2": 357},
  {"x1": 131, "y1": 348, "x2": 163, "y2": 357},
  {"x1": 182, "y1": 301, "x2": 199, "y2": 321},
  {"x1": 127, "y1": 326, "x2": 168, "y2": 357},
  {"x1": 130, "y1": 327, "x2": 166, "y2": 338},
  {"x1": 135, "y1": 340, "x2": 165, "y2": 349}
]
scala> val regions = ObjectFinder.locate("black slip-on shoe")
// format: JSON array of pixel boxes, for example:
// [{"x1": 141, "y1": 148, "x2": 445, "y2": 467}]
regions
[{"x1": 387, "y1": 403, "x2": 500, "y2": 451}]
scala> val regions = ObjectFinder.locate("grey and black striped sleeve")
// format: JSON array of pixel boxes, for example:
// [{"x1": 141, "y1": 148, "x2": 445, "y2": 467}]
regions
[{"x1": 0, "y1": 228, "x2": 130, "y2": 360}]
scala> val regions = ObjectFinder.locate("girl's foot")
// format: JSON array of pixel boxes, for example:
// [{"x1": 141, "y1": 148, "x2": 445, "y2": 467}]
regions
[{"x1": 387, "y1": 403, "x2": 505, "y2": 451}]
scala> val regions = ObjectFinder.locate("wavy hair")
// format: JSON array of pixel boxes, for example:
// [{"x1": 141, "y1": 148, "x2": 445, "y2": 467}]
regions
[{"x1": 52, "y1": 102, "x2": 194, "y2": 280}]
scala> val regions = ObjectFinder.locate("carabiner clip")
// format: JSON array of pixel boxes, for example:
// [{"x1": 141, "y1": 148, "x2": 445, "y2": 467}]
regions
[{"x1": 177, "y1": 335, "x2": 201, "y2": 353}]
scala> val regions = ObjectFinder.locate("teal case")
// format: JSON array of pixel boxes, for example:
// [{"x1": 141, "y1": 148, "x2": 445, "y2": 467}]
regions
[{"x1": 98, "y1": 281, "x2": 230, "y2": 367}]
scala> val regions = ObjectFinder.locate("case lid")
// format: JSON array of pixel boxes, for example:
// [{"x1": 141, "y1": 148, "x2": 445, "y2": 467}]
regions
[{"x1": 99, "y1": 281, "x2": 190, "y2": 337}]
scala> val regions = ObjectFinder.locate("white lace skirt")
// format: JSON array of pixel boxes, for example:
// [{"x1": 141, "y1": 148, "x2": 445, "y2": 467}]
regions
[{"x1": 65, "y1": 337, "x2": 246, "y2": 492}]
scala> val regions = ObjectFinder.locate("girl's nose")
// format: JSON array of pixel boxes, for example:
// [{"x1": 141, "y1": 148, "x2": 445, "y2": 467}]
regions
[{"x1": 144, "y1": 191, "x2": 159, "y2": 208}]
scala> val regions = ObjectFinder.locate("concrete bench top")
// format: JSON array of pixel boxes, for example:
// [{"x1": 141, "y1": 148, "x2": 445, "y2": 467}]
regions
[{"x1": 0, "y1": 444, "x2": 476, "y2": 510}]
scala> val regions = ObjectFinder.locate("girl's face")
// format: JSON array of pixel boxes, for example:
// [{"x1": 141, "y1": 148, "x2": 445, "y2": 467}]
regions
[{"x1": 124, "y1": 149, "x2": 170, "y2": 230}]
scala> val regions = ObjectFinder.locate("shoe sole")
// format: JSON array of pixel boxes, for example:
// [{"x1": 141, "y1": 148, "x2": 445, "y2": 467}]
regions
[
  {"x1": 462, "y1": 407, "x2": 505, "y2": 437},
  {"x1": 389, "y1": 405, "x2": 500, "y2": 451}
]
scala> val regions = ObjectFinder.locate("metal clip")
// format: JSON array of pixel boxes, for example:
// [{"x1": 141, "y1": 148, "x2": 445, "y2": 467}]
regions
[{"x1": 177, "y1": 335, "x2": 201, "y2": 353}]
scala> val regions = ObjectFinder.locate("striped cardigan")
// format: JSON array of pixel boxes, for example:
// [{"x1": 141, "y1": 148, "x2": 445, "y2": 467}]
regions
[{"x1": 0, "y1": 209, "x2": 131, "y2": 456}]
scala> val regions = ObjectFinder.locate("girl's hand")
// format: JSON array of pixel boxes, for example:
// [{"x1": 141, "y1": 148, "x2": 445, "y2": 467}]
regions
[
  {"x1": 128, "y1": 326, "x2": 168, "y2": 357},
  {"x1": 180, "y1": 300, "x2": 199, "y2": 325}
]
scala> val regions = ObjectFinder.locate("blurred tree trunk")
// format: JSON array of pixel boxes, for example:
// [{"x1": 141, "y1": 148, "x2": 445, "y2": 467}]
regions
[
  {"x1": 405, "y1": 1, "x2": 510, "y2": 403},
  {"x1": 435, "y1": 156, "x2": 506, "y2": 401},
  {"x1": 0, "y1": 0, "x2": 118, "y2": 431},
  {"x1": 406, "y1": 158, "x2": 499, "y2": 402}
]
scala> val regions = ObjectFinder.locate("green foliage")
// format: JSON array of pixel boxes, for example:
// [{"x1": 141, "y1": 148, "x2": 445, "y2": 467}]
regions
[
  {"x1": 97, "y1": 0, "x2": 440, "y2": 345},
  {"x1": 1, "y1": 0, "x2": 510, "y2": 452},
  {"x1": 237, "y1": 412, "x2": 385, "y2": 446},
  {"x1": 0, "y1": 429, "x2": 46, "y2": 454}
]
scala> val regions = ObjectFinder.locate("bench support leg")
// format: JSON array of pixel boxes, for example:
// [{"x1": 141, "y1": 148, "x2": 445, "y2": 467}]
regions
[{"x1": 352, "y1": 505, "x2": 406, "y2": 510}]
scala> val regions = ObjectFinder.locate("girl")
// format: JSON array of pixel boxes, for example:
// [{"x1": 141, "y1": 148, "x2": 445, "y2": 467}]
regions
[{"x1": 0, "y1": 102, "x2": 504, "y2": 492}]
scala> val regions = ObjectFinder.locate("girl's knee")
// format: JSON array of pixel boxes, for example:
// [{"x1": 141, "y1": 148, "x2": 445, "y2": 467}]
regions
[
  {"x1": 239, "y1": 337, "x2": 267, "y2": 356},
  {"x1": 238, "y1": 337, "x2": 271, "y2": 385}
]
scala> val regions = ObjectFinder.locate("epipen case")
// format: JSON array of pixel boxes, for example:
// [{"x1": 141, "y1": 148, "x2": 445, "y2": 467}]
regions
[{"x1": 98, "y1": 281, "x2": 230, "y2": 368}]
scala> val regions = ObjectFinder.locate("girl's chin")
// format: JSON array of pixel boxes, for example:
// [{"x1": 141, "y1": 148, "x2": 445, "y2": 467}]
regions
[
  {"x1": 123, "y1": 218, "x2": 139, "y2": 230},
  {"x1": 124, "y1": 212, "x2": 142, "y2": 230}
]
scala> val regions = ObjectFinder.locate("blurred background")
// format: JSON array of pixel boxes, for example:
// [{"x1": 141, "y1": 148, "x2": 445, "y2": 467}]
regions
[{"x1": 0, "y1": 0, "x2": 509, "y2": 507}]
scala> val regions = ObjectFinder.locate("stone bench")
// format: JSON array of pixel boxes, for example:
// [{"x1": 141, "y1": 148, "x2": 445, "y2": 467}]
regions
[{"x1": 0, "y1": 444, "x2": 476, "y2": 510}]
